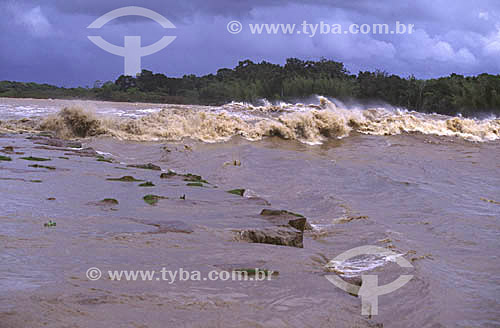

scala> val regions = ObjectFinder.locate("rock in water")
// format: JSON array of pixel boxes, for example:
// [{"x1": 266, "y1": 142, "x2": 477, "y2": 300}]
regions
[
  {"x1": 239, "y1": 226, "x2": 304, "y2": 248},
  {"x1": 127, "y1": 163, "x2": 161, "y2": 171},
  {"x1": 137, "y1": 220, "x2": 194, "y2": 234},
  {"x1": 259, "y1": 209, "x2": 312, "y2": 231},
  {"x1": 34, "y1": 138, "x2": 82, "y2": 148}
]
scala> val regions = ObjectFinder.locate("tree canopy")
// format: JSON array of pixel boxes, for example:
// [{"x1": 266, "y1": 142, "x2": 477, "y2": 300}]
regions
[{"x1": 1, "y1": 58, "x2": 499, "y2": 117}]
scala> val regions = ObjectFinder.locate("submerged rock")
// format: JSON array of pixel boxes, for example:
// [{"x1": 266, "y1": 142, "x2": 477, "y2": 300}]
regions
[
  {"x1": 28, "y1": 164, "x2": 56, "y2": 170},
  {"x1": 127, "y1": 163, "x2": 161, "y2": 171},
  {"x1": 183, "y1": 173, "x2": 209, "y2": 184},
  {"x1": 227, "y1": 189, "x2": 245, "y2": 196},
  {"x1": 86, "y1": 198, "x2": 119, "y2": 208},
  {"x1": 107, "y1": 176, "x2": 143, "y2": 182},
  {"x1": 96, "y1": 156, "x2": 113, "y2": 163},
  {"x1": 143, "y1": 194, "x2": 167, "y2": 205},
  {"x1": 480, "y1": 197, "x2": 500, "y2": 205},
  {"x1": 99, "y1": 198, "x2": 119, "y2": 205},
  {"x1": 34, "y1": 138, "x2": 82, "y2": 148},
  {"x1": 186, "y1": 182, "x2": 204, "y2": 187},
  {"x1": 335, "y1": 216, "x2": 369, "y2": 224},
  {"x1": 160, "y1": 170, "x2": 177, "y2": 178},
  {"x1": 138, "y1": 181, "x2": 155, "y2": 187},
  {"x1": 20, "y1": 156, "x2": 51, "y2": 162},
  {"x1": 65, "y1": 147, "x2": 99, "y2": 158},
  {"x1": 1, "y1": 146, "x2": 15, "y2": 154},
  {"x1": 160, "y1": 170, "x2": 210, "y2": 184},
  {"x1": 138, "y1": 220, "x2": 194, "y2": 234}
]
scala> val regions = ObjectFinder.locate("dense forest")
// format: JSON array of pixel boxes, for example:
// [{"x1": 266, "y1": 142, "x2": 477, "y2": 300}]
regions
[{"x1": 1, "y1": 58, "x2": 500, "y2": 117}]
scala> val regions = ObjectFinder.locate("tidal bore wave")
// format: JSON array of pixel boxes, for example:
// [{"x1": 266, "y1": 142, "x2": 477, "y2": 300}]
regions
[{"x1": 1, "y1": 97, "x2": 499, "y2": 143}]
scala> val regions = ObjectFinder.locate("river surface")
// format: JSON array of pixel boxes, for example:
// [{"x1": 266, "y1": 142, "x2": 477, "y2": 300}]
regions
[{"x1": 0, "y1": 97, "x2": 499, "y2": 327}]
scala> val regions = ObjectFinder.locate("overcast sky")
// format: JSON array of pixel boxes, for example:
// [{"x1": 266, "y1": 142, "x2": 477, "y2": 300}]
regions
[{"x1": 1, "y1": 0, "x2": 499, "y2": 86}]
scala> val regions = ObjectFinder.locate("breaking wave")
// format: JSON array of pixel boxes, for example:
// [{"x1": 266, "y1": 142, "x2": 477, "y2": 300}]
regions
[{"x1": 1, "y1": 97, "x2": 499, "y2": 143}]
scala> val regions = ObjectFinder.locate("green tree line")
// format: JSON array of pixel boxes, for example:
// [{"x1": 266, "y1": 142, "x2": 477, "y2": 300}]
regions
[{"x1": 1, "y1": 58, "x2": 500, "y2": 117}]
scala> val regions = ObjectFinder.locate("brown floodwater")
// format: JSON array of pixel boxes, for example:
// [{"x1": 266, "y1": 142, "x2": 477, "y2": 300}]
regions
[{"x1": 0, "y1": 98, "x2": 499, "y2": 327}]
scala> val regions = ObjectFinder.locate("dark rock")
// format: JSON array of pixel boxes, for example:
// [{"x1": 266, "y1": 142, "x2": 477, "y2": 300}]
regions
[
  {"x1": 28, "y1": 164, "x2": 56, "y2": 170},
  {"x1": 127, "y1": 163, "x2": 161, "y2": 171},
  {"x1": 1, "y1": 146, "x2": 14, "y2": 154},
  {"x1": 138, "y1": 181, "x2": 155, "y2": 187},
  {"x1": 99, "y1": 198, "x2": 119, "y2": 205},
  {"x1": 186, "y1": 182, "x2": 204, "y2": 187},
  {"x1": 107, "y1": 176, "x2": 143, "y2": 182},
  {"x1": 227, "y1": 189, "x2": 245, "y2": 196},
  {"x1": 20, "y1": 156, "x2": 51, "y2": 162},
  {"x1": 259, "y1": 209, "x2": 312, "y2": 232},
  {"x1": 160, "y1": 170, "x2": 177, "y2": 178},
  {"x1": 260, "y1": 209, "x2": 304, "y2": 217},
  {"x1": 238, "y1": 226, "x2": 303, "y2": 248}
]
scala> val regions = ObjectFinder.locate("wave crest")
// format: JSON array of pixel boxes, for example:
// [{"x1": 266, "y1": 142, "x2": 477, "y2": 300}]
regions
[{"x1": 3, "y1": 98, "x2": 499, "y2": 143}]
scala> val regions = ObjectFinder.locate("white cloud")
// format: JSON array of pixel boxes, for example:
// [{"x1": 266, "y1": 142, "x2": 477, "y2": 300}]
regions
[
  {"x1": 482, "y1": 26, "x2": 500, "y2": 56},
  {"x1": 399, "y1": 29, "x2": 476, "y2": 64},
  {"x1": 478, "y1": 11, "x2": 489, "y2": 21},
  {"x1": 13, "y1": 5, "x2": 52, "y2": 37}
]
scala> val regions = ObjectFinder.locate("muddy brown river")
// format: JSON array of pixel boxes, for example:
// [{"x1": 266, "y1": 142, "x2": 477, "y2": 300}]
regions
[{"x1": 0, "y1": 98, "x2": 499, "y2": 327}]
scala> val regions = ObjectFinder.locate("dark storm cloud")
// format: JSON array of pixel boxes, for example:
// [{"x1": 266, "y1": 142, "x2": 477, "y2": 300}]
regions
[{"x1": 1, "y1": 0, "x2": 499, "y2": 87}]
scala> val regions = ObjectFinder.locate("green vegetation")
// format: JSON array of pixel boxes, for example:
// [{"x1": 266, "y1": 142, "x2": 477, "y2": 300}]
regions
[
  {"x1": 143, "y1": 194, "x2": 167, "y2": 205},
  {"x1": 2, "y1": 58, "x2": 500, "y2": 116},
  {"x1": 227, "y1": 189, "x2": 245, "y2": 196},
  {"x1": 0, "y1": 155, "x2": 12, "y2": 161},
  {"x1": 100, "y1": 198, "x2": 119, "y2": 205},
  {"x1": 44, "y1": 220, "x2": 56, "y2": 227},
  {"x1": 96, "y1": 156, "x2": 113, "y2": 163},
  {"x1": 20, "y1": 156, "x2": 51, "y2": 161},
  {"x1": 183, "y1": 175, "x2": 209, "y2": 184}
]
